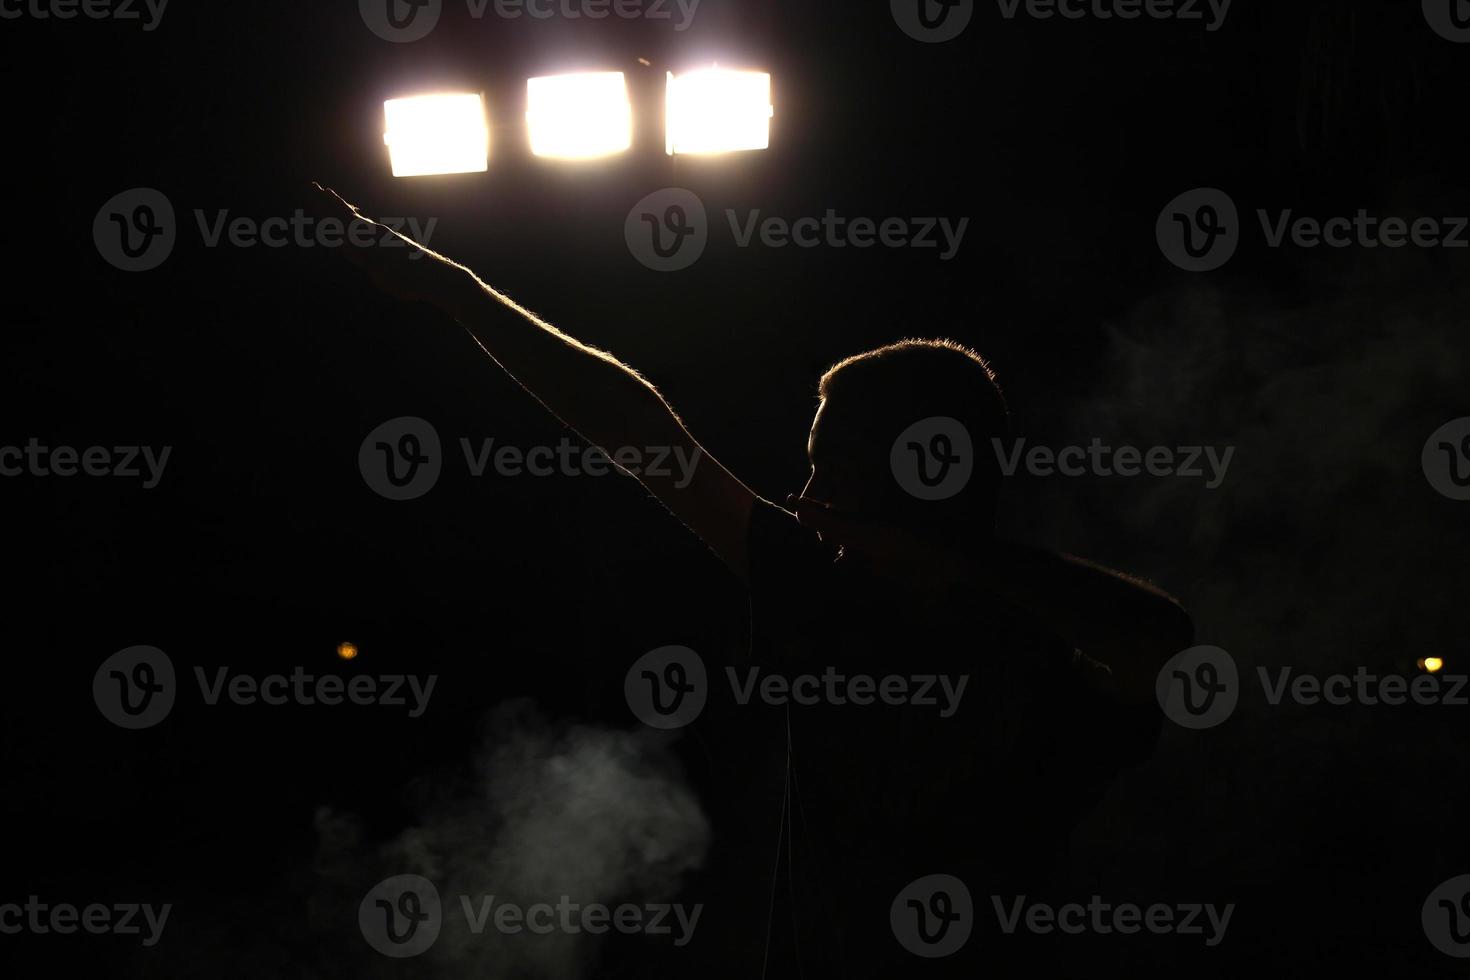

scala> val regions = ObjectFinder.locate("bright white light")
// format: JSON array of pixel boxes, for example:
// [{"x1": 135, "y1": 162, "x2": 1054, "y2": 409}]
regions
[
  {"x1": 383, "y1": 93, "x2": 489, "y2": 177},
  {"x1": 527, "y1": 73, "x2": 632, "y2": 159},
  {"x1": 665, "y1": 69, "x2": 772, "y2": 155}
]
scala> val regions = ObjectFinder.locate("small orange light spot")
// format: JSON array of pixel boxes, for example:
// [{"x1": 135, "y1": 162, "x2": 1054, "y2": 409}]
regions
[
  {"x1": 337, "y1": 642, "x2": 359, "y2": 661},
  {"x1": 1420, "y1": 657, "x2": 1444, "y2": 673}
]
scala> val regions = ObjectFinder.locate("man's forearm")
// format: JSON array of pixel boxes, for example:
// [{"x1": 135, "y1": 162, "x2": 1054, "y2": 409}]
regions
[{"x1": 434, "y1": 265, "x2": 683, "y2": 456}]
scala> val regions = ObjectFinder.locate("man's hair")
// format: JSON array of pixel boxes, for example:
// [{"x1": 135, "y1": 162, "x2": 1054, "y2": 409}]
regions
[
  {"x1": 820, "y1": 338, "x2": 1008, "y2": 417},
  {"x1": 817, "y1": 338, "x2": 1011, "y2": 539}
]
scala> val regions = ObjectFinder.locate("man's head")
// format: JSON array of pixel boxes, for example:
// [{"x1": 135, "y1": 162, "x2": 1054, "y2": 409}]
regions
[{"x1": 801, "y1": 338, "x2": 1009, "y2": 547}]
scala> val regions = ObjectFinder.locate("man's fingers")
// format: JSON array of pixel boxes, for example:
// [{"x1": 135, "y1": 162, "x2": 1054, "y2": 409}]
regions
[
  {"x1": 308, "y1": 182, "x2": 390, "y2": 270},
  {"x1": 308, "y1": 183, "x2": 462, "y2": 304},
  {"x1": 311, "y1": 181, "x2": 368, "y2": 223},
  {"x1": 309, "y1": 181, "x2": 389, "y2": 242},
  {"x1": 308, "y1": 182, "x2": 443, "y2": 258}
]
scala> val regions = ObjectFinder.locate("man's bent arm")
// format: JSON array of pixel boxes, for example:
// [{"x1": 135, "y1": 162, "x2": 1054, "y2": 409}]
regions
[
  {"x1": 969, "y1": 542, "x2": 1194, "y2": 704},
  {"x1": 442, "y1": 271, "x2": 756, "y2": 577},
  {"x1": 333, "y1": 193, "x2": 757, "y2": 580}
]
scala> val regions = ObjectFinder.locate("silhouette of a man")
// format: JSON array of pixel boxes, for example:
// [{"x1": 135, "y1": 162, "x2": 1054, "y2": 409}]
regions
[{"x1": 325, "y1": 188, "x2": 1194, "y2": 977}]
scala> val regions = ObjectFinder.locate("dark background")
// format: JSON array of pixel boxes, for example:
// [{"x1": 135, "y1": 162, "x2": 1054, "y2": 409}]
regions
[{"x1": 3, "y1": 0, "x2": 1470, "y2": 975}]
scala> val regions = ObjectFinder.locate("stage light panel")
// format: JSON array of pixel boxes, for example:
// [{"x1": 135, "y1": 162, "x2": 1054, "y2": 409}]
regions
[
  {"x1": 527, "y1": 72, "x2": 632, "y2": 159},
  {"x1": 665, "y1": 69, "x2": 772, "y2": 155},
  {"x1": 383, "y1": 93, "x2": 489, "y2": 177}
]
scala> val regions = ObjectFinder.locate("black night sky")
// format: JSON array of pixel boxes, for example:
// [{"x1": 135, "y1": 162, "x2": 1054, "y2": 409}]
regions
[{"x1": 4, "y1": 0, "x2": 1470, "y2": 976}]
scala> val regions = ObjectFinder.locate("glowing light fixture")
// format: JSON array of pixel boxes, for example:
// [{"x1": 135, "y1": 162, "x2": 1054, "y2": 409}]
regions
[
  {"x1": 383, "y1": 93, "x2": 489, "y2": 177},
  {"x1": 665, "y1": 69, "x2": 772, "y2": 155},
  {"x1": 1419, "y1": 656, "x2": 1444, "y2": 673},
  {"x1": 527, "y1": 72, "x2": 633, "y2": 159}
]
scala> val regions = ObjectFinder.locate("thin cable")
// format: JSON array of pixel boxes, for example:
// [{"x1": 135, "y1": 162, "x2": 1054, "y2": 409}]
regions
[{"x1": 760, "y1": 725, "x2": 792, "y2": 980}]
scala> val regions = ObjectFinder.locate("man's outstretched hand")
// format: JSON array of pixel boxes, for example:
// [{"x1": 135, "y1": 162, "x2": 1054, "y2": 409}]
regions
[{"x1": 312, "y1": 181, "x2": 471, "y2": 309}]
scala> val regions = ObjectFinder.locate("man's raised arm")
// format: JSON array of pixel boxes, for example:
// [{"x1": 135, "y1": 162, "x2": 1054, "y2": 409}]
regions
[{"x1": 323, "y1": 186, "x2": 757, "y2": 579}]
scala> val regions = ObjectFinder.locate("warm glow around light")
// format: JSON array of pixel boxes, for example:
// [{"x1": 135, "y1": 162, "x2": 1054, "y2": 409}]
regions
[
  {"x1": 383, "y1": 93, "x2": 489, "y2": 177},
  {"x1": 527, "y1": 73, "x2": 632, "y2": 159},
  {"x1": 338, "y1": 642, "x2": 359, "y2": 661},
  {"x1": 1419, "y1": 656, "x2": 1444, "y2": 673},
  {"x1": 665, "y1": 69, "x2": 772, "y2": 155}
]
